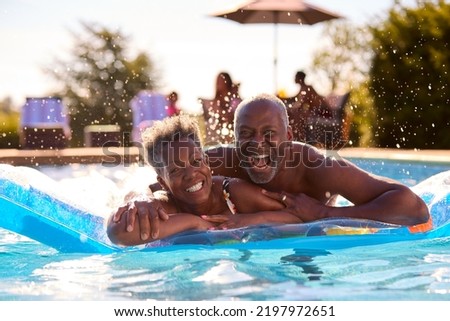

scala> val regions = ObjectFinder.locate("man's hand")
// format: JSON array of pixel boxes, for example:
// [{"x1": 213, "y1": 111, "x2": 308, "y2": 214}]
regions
[
  {"x1": 112, "y1": 197, "x2": 169, "y2": 240},
  {"x1": 261, "y1": 189, "x2": 326, "y2": 222}
]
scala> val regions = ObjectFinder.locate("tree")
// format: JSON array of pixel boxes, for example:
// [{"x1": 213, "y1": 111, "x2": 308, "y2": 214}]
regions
[
  {"x1": 347, "y1": 82, "x2": 377, "y2": 147},
  {"x1": 370, "y1": 0, "x2": 450, "y2": 148},
  {"x1": 311, "y1": 20, "x2": 373, "y2": 94},
  {"x1": 48, "y1": 22, "x2": 159, "y2": 146}
]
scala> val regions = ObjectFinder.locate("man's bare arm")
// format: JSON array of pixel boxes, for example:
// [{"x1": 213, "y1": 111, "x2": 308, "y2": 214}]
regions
[{"x1": 268, "y1": 147, "x2": 430, "y2": 226}]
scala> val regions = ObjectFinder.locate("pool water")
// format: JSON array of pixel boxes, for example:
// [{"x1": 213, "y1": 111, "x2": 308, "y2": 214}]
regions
[{"x1": 0, "y1": 159, "x2": 450, "y2": 300}]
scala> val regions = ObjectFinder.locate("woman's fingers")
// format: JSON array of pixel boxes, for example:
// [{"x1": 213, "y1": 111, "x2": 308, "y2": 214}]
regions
[
  {"x1": 201, "y1": 214, "x2": 229, "y2": 223},
  {"x1": 216, "y1": 222, "x2": 232, "y2": 230}
]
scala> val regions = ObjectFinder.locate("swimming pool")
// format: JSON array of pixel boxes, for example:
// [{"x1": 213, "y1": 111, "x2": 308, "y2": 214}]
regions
[{"x1": 0, "y1": 158, "x2": 449, "y2": 300}]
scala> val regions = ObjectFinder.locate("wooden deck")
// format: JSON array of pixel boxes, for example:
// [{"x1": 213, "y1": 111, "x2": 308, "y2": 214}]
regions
[{"x1": 0, "y1": 147, "x2": 449, "y2": 166}]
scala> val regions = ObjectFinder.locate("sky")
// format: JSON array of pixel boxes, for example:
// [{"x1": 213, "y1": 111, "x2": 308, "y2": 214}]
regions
[{"x1": 0, "y1": 0, "x2": 418, "y2": 114}]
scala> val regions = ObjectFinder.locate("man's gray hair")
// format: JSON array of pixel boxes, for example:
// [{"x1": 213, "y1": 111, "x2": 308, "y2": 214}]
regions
[{"x1": 234, "y1": 93, "x2": 289, "y2": 127}]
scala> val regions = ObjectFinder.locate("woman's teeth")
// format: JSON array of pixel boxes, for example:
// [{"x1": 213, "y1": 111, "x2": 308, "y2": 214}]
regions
[{"x1": 186, "y1": 181, "x2": 203, "y2": 192}]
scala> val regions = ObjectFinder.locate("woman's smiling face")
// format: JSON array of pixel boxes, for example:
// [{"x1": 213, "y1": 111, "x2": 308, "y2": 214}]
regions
[{"x1": 158, "y1": 138, "x2": 212, "y2": 206}]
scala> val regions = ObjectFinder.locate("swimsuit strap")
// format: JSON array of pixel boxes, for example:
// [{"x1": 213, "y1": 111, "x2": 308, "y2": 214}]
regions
[{"x1": 222, "y1": 177, "x2": 237, "y2": 214}]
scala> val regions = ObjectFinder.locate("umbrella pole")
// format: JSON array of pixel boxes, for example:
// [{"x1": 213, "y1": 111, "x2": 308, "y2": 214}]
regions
[{"x1": 273, "y1": 13, "x2": 278, "y2": 94}]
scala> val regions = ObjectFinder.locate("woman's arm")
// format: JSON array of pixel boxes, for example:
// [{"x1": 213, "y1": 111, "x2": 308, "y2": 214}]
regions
[
  {"x1": 205, "y1": 178, "x2": 302, "y2": 228},
  {"x1": 203, "y1": 211, "x2": 300, "y2": 230},
  {"x1": 107, "y1": 193, "x2": 214, "y2": 246},
  {"x1": 107, "y1": 212, "x2": 214, "y2": 246}
]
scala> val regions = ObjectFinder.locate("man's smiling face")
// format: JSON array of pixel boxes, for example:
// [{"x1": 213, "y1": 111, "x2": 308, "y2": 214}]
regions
[{"x1": 234, "y1": 99, "x2": 292, "y2": 184}]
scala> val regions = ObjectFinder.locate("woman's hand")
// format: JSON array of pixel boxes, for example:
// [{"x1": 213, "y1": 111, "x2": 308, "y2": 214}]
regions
[{"x1": 193, "y1": 215, "x2": 216, "y2": 230}]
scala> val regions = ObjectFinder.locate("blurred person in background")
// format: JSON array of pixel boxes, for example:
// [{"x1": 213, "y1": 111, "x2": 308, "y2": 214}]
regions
[{"x1": 200, "y1": 72, "x2": 242, "y2": 145}]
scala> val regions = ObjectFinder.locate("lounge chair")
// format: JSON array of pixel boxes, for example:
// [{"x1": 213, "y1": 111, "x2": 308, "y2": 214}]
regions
[
  {"x1": 130, "y1": 91, "x2": 168, "y2": 143},
  {"x1": 20, "y1": 97, "x2": 71, "y2": 149}
]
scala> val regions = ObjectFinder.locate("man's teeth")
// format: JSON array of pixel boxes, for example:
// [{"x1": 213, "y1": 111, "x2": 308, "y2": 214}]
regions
[
  {"x1": 186, "y1": 182, "x2": 203, "y2": 192},
  {"x1": 251, "y1": 155, "x2": 269, "y2": 167},
  {"x1": 253, "y1": 154, "x2": 269, "y2": 159}
]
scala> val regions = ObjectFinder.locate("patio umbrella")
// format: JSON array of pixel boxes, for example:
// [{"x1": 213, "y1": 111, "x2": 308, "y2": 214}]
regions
[{"x1": 210, "y1": 0, "x2": 342, "y2": 91}]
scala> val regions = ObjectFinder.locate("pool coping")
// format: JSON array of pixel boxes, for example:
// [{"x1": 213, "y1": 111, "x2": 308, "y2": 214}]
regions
[
  {"x1": 335, "y1": 148, "x2": 450, "y2": 164},
  {"x1": 0, "y1": 147, "x2": 449, "y2": 166},
  {"x1": 0, "y1": 147, "x2": 142, "y2": 166}
]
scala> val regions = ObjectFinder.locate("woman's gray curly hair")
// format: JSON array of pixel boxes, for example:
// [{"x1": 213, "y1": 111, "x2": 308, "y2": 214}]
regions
[{"x1": 141, "y1": 115, "x2": 202, "y2": 172}]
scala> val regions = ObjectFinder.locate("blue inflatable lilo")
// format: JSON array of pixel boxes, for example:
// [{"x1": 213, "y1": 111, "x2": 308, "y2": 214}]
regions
[{"x1": 0, "y1": 164, "x2": 449, "y2": 253}]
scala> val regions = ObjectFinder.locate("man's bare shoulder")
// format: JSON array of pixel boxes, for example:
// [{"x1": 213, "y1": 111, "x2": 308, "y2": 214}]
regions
[
  {"x1": 291, "y1": 142, "x2": 358, "y2": 182},
  {"x1": 289, "y1": 142, "x2": 344, "y2": 178},
  {"x1": 290, "y1": 142, "x2": 326, "y2": 166}
]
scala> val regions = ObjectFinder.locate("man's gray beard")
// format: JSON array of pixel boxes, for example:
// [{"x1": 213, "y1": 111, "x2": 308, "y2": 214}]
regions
[{"x1": 245, "y1": 166, "x2": 278, "y2": 184}]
